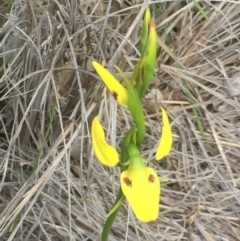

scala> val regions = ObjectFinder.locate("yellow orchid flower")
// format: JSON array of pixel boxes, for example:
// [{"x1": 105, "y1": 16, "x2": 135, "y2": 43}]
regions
[
  {"x1": 92, "y1": 61, "x2": 129, "y2": 108},
  {"x1": 120, "y1": 145, "x2": 160, "y2": 222},
  {"x1": 91, "y1": 116, "x2": 119, "y2": 167},
  {"x1": 155, "y1": 108, "x2": 172, "y2": 160}
]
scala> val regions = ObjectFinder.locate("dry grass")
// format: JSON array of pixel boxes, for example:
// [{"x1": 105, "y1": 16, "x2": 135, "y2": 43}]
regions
[{"x1": 1, "y1": 0, "x2": 240, "y2": 240}]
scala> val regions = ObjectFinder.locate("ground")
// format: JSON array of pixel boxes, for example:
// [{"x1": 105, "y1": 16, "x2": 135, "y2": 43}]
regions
[{"x1": 0, "y1": 1, "x2": 240, "y2": 241}]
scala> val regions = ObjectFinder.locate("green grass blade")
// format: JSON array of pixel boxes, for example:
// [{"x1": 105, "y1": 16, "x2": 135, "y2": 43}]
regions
[
  {"x1": 192, "y1": 0, "x2": 209, "y2": 20},
  {"x1": 31, "y1": 99, "x2": 57, "y2": 173},
  {"x1": 181, "y1": 76, "x2": 205, "y2": 136},
  {"x1": 10, "y1": 213, "x2": 21, "y2": 233},
  {"x1": 0, "y1": 55, "x2": 12, "y2": 75},
  {"x1": 7, "y1": 0, "x2": 13, "y2": 13},
  {"x1": 175, "y1": 63, "x2": 205, "y2": 136}
]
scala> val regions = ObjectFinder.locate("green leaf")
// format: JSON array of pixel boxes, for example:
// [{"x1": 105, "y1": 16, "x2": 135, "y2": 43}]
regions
[
  {"x1": 138, "y1": 19, "x2": 157, "y2": 99},
  {"x1": 115, "y1": 66, "x2": 145, "y2": 148},
  {"x1": 140, "y1": 7, "x2": 151, "y2": 56},
  {"x1": 107, "y1": 196, "x2": 125, "y2": 218},
  {"x1": 101, "y1": 126, "x2": 138, "y2": 240},
  {"x1": 101, "y1": 189, "x2": 124, "y2": 241},
  {"x1": 132, "y1": 59, "x2": 144, "y2": 88}
]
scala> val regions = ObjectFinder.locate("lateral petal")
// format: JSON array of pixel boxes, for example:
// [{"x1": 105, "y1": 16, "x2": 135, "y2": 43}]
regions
[
  {"x1": 155, "y1": 108, "x2": 172, "y2": 161},
  {"x1": 91, "y1": 116, "x2": 119, "y2": 167}
]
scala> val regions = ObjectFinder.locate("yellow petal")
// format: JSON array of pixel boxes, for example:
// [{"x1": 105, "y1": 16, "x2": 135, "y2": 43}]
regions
[
  {"x1": 91, "y1": 116, "x2": 119, "y2": 167},
  {"x1": 92, "y1": 61, "x2": 128, "y2": 108},
  {"x1": 120, "y1": 165, "x2": 160, "y2": 222},
  {"x1": 155, "y1": 108, "x2": 172, "y2": 161}
]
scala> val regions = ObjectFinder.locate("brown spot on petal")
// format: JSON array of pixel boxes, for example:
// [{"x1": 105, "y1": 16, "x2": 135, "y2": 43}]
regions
[
  {"x1": 123, "y1": 177, "x2": 132, "y2": 186},
  {"x1": 112, "y1": 91, "x2": 118, "y2": 100},
  {"x1": 148, "y1": 174, "x2": 155, "y2": 183}
]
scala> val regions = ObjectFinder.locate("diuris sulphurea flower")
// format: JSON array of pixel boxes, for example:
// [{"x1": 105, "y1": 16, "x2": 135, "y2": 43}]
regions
[
  {"x1": 91, "y1": 108, "x2": 172, "y2": 222},
  {"x1": 90, "y1": 7, "x2": 174, "y2": 241}
]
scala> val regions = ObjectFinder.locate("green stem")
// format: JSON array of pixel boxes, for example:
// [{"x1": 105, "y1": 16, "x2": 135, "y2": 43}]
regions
[
  {"x1": 101, "y1": 189, "x2": 124, "y2": 241},
  {"x1": 101, "y1": 128, "x2": 136, "y2": 241}
]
